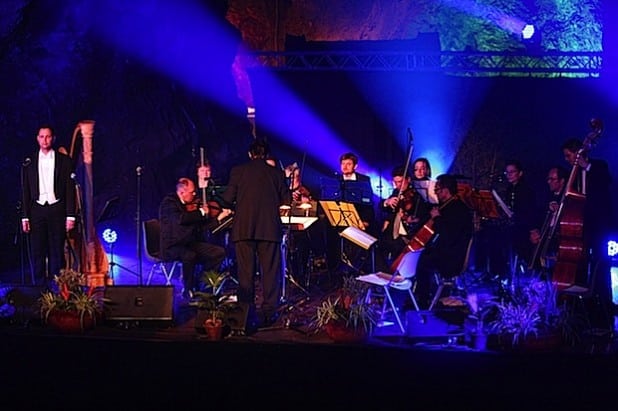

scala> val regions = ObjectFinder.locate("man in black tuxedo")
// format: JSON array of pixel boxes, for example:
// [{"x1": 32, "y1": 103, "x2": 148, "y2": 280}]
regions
[
  {"x1": 413, "y1": 174, "x2": 474, "y2": 308},
  {"x1": 221, "y1": 139, "x2": 290, "y2": 327},
  {"x1": 21, "y1": 125, "x2": 76, "y2": 285},
  {"x1": 159, "y1": 177, "x2": 229, "y2": 298}
]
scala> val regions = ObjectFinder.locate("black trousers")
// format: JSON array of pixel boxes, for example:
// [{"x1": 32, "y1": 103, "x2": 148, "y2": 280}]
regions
[
  {"x1": 234, "y1": 240, "x2": 281, "y2": 318},
  {"x1": 29, "y1": 201, "x2": 66, "y2": 283}
]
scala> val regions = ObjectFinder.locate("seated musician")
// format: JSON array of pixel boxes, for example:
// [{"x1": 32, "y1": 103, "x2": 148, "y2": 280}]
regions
[
  {"x1": 529, "y1": 165, "x2": 567, "y2": 272},
  {"x1": 413, "y1": 174, "x2": 474, "y2": 308},
  {"x1": 159, "y1": 177, "x2": 231, "y2": 299},
  {"x1": 411, "y1": 157, "x2": 438, "y2": 204},
  {"x1": 377, "y1": 165, "x2": 430, "y2": 272},
  {"x1": 283, "y1": 163, "x2": 325, "y2": 283}
]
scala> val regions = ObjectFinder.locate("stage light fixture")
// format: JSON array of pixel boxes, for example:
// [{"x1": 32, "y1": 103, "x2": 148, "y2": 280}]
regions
[
  {"x1": 102, "y1": 228, "x2": 118, "y2": 245},
  {"x1": 608, "y1": 240, "x2": 618, "y2": 305},
  {"x1": 521, "y1": 24, "x2": 535, "y2": 40}
]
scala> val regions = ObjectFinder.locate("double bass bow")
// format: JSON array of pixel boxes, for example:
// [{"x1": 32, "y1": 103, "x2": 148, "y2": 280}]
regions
[{"x1": 550, "y1": 118, "x2": 603, "y2": 288}]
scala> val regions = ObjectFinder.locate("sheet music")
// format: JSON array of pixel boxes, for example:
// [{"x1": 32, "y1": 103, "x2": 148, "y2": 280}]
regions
[
  {"x1": 412, "y1": 180, "x2": 438, "y2": 204},
  {"x1": 491, "y1": 189, "x2": 514, "y2": 218}
]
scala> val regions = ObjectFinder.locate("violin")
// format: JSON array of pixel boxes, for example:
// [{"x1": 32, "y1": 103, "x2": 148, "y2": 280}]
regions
[{"x1": 185, "y1": 199, "x2": 201, "y2": 212}]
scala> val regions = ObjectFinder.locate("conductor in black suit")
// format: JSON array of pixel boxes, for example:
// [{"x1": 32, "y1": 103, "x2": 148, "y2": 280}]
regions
[
  {"x1": 221, "y1": 139, "x2": 291, "y2": 327},
  {"x1": 21, "y1": 125, "x2": 76, "y2": 284}
]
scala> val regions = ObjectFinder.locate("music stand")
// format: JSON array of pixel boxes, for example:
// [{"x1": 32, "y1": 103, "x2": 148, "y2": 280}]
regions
[
  {"x1": 319, "y1": 201, "x2": 374, "y2": 273},
  {"x1": 96, "y1": 196, "x2": 138, "y2": 281},
  {"x1": 470, "y1": 190, "x2": 500, "y2": 220},
  {"x1": 319, "y1": 200, "x2": 363, "y2": 229}
]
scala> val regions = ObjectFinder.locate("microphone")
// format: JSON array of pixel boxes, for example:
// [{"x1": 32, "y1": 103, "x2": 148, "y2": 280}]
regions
[
  {"x1": 70, "y1": 173, "x2": 77, "y2": 180},
  {"x1": 22, "y1": 158, "x2": 31, "y2": 167},
  {"x1": 407, "y1": 128, "x2": 413, "y2": 144},
  {"x1": 136, "y1": 166, "x2": 143, "y2": 176}
]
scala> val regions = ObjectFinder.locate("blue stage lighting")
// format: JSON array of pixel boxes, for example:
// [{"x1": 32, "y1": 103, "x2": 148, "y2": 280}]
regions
[{"x1": 102, "y1": 228, "x2": 118, "y2": 245}]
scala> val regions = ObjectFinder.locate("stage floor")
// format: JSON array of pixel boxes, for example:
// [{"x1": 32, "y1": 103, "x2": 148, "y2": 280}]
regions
[{"x1": 2, "y1": 265, "x2": 618, "y2": 408}]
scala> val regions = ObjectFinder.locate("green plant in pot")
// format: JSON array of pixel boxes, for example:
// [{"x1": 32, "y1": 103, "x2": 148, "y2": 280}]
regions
[
  {"x1": 310, "y1": 275, "x2": 377, "y2": 342},
  {"x1": 38, "y1": 268, "x2": 104, "y2": 332},
  {"x1": 190, "y1": 270, "x2": 236, "y2": 339},
  {"x1": 487, "y1": 274, "x2": 581, "y2": 350}
]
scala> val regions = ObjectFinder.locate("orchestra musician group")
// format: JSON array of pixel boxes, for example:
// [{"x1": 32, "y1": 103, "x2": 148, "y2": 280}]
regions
[{"x1": 22, "y1": 122, "x2": 614, "y2": 331}]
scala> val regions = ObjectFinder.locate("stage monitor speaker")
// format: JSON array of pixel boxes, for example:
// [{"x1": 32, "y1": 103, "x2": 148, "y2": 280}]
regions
[
  {"x1": 104, "y1": 286, "x2": 174, "y2": 325},
  {"x1": 6, "y1": 285, "x2": 46, "y2": 322}
]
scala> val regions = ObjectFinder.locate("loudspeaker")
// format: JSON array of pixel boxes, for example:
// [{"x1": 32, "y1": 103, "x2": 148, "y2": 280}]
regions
[
  {"x1": 6, "y1": 285, "x2": 45, "y2": 322},
  {"x1": 104, "y1": 286, "x2": 174, "y2": 324},
  {"x1": 194, "y1": 302, "x2": 250, "y2": 335}
]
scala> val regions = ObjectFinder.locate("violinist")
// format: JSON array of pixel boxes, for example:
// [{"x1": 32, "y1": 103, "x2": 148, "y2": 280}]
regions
[
  {"x1": 411, "y1": 157, "x2": 438, "y2": 204},
  {"x1": 197, "y1": 163, "x2": 234, "y2": 237},
  {"x1": 159, "y1": 177, "x2": 228, "y2": 300},
  {"x1": 377, "y1": 165, "x2": 430, "y2": 271}
]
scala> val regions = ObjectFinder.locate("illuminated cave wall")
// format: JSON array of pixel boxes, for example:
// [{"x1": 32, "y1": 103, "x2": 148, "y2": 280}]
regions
[{"x1": 227, "y1": 0, "x2": 602, "y2": 53}]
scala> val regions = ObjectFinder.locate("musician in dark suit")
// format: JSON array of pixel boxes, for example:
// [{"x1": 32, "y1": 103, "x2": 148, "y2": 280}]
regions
[
  {"x1": 414, "y1": 174, "x2": 474, "y2": 308},
  {"x1": 503, "y1": 160, "x2": 539, "y2": 270},
  {"x1": 159, "y1": 177, "x2": 228, "y2": 298},
  {"x1": 338, "y1": 152, "x2": 375, "y2": 231},
  {"x1": 221, "y1": 139, "x2": 290, "y2": 328},
  {"x1": 324, "y1": 152, "x2": 377, "y2": 273},
  {"x1": 377, "y1": 165, "x2": 430, "y2": 272},
  {"x1": 562, "y1": 138, "x2": 613, "y2": 259},
  {"x1": 529, "y1": 165, "x2": 568, "y2": 270},
  {"x1": 562, "y1": 137, "x2": 614, "y2": 327},
  {"x1": 21, "y1": 125, "x2": 76, "y2": 285}
]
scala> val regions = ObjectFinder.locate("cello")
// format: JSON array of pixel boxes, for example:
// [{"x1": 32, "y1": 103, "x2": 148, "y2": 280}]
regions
[{"x1": 550, "y1": 118, "x2": 603, "y2": 289}]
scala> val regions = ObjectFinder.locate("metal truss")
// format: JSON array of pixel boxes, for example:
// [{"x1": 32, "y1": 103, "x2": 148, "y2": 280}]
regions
[{"x1": 247, "y1": 50, "x2": 602, "y2": 77}]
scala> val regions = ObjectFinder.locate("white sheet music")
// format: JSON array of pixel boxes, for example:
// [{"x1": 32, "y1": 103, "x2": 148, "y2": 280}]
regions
[
  {"x1": 491, "y1": 189, "x2": 514, "y2": 218},
  {"x1": 412, "y1": 180, "x2": 438, "y2": 204}
]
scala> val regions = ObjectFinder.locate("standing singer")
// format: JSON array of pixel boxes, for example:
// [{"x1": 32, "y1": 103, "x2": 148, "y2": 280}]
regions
[{"x1": 21, "y1": 125, "x2": 76, "y2": 285}]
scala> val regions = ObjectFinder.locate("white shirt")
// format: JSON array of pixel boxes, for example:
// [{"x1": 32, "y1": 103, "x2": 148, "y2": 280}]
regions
[{"x1": 37, "y1": 150, "x2": 59, "y2": 205}]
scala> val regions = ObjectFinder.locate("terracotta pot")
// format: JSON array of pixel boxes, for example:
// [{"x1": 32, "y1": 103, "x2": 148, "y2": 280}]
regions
[
  {"x1": 324, "y1": 321, "x2": 367, "y2": 343},
  {"x1": 204, "y1": 318, "x2": 224, "y2": 340},
  {"x1": 47, "y1": 310, "x2": 95, "y2": 333}
]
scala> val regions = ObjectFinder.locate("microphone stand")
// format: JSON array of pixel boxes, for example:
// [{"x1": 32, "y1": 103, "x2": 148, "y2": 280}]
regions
[
  {"x1": 19, "y1": 161, "x2": 34, "y2": 284},
  {"x1": 136, "y1": 166, "x2": 143, "y2": 286}
]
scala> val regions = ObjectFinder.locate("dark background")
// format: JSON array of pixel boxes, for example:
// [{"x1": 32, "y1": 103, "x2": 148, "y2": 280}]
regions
[{"x1": 1, "y1": 0, "x2": 617, "y2": 275}]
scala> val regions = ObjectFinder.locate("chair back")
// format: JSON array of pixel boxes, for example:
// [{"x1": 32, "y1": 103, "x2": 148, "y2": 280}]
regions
[
  {"x1": 143, "y1": 219, "x2": 162, "y2": 261},
  {"x1": 393, "y1": 249, "x2": 422, "y2": 279}
]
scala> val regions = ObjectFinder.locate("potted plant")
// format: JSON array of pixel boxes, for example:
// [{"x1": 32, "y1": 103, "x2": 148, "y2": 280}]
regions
[
  {"x1": 310, "y1": 275, "x2": 377, "y2": 343},
  {"x1": 486, "y1": 274, "x2": 580, "y2": 350},
  {"x1": 38, "y1": 268, "x2": 104, "y2": 333},
  {"x1": 190, "y1": 270, "x2": 236, "y2": 340}
]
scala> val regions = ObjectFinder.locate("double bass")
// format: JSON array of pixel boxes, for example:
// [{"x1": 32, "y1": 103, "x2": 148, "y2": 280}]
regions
[{"x1": 549, "y1": 118, "x2": 603, "y2": 288}]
